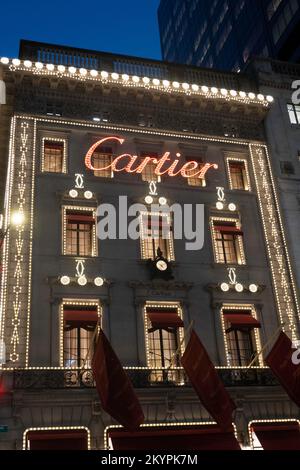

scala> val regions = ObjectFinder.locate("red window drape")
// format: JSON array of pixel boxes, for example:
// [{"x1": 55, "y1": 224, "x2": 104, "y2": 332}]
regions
[
  {"x1": 147, "y1": 310, "x2": 184, "y2": 329},
  {"x1": 26, "y1": 429, "x2": 88, "y2": 450},
  {"x1": 223, "y1": 312, "x2": 261, "y2": 329},
  {"x1": 214, "y1": 225, "x2": 243, "y2": 235},
  {"x1": 252, "y1": 422, "x2": 300, "y2": 450},
  {"x1": 66, "y1": 214, "x2": 94, "y2": 224},
  {"x1": 108, "y1": 425, "x2": 240, "y2": 451},
  {"x1": 64, "y1": 309, "x2": 98, "y2": 329}
]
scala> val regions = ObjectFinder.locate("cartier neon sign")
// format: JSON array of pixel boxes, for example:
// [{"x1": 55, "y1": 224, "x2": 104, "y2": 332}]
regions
[{"x1": 85, "y1": 136, "x2": 218, "y2": 179}]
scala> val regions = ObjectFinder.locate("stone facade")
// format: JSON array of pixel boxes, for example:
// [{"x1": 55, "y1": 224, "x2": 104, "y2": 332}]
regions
[{"x1": 0, "y1": 45, "x2": 299, "y2": 450}]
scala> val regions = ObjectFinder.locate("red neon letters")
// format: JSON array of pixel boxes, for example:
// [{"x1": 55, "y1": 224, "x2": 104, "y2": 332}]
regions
[{"x1": 85, "y1": 136, "x2": 218, "y2": 179}]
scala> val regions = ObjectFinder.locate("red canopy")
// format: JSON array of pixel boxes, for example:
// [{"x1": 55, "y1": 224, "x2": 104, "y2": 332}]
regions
[
  {"x1": 252, "y1": 422, "x2": 300, "y2": 450},
  {"x1": 108, "y1": 425, "x2": 240, "y2": 451},
  {"x1": 67, "y1": 214, "x2": 94, "y2": 223},
  {"x1": 223, "y1": 313, "x2": 261, "y2": 329},
  {"x1": 266, "y1": 332, "x2": 300, "y2": 407},
  {"x1": 147, "y1": 310, "x2": 184, "y2": 329},
  {"x1": 214, "y1": 225, "x2": 243, "y2": 235},
  {"x1": 92, "y1": 329, "x2": 144, "y2": 431},
  {"x1": 181, "y1": 330, "x2": 236, "y2": 431}
]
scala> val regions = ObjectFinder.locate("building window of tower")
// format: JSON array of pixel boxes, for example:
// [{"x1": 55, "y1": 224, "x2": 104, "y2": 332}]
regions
[
  {"x1": 227, "y1": 159, "x2": 250, "y2": 190},
  {"x1": 140, "y1": 152, "x2": 161, "y2": 183},
  {"x1": 63, "y1": 208, "x2": 97, "y2": 257},
  {"x1": 221, "y1": 307, "x2": 262, "y2": 367},
  {"x1": 287, "y1": 104, "x2": 300, "y2": 125},
  {"x1": 62, "y1": 304, "x2": 100, "y2": 368},
  {"x1": 93, "y1": 146, "x2": 113, "y2": 178},
  {"x1": 211, "y1": 220, "x2": 246, "y2": 265},
  {"x1": 42, "y1": 139, "x2": 66, "y2": 173},
  {"x1": 144, "y1": 304, "x2": 184, "y2": 383},
  {"x1": 140, "y1": 212, "x2": 175, "y2": 261}
]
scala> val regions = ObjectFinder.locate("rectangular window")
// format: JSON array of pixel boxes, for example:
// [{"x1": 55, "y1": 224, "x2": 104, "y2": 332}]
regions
[
  {"x1": 211, "y1": 220, "x2": 246, "y2": 265},
  {"x1": 93, "y1": 146, "x2": 113, "y2": 178},
  {"x1": 25, "y1": 428, "x2": 89, "y2": 450},
  {"x1": 221, "y1": 307, "x2": 262, "y2": 367},
  {"x1": 287, "y1": 104, "x2": 300, "y2": 124},
  {"x1": 227, "y1": 158, "x2": 251, "y2": 191},
  {"x1": 186, "y1": 157, "x2": 206, "y2": 187},
  {"x1": 144, "y1": 303, "x2": 184, "y2": 383},
  {"x1": 62, "y1": 303, "x2": 100, "y2": 368},
  {"x1": 42, "y1": 138, "x2": 66, "y2": 173},
  {"x1": 140, "y1": 152, "x2": 161, "y2": 183},
  {"x1": 63, "y1": 207, "x2": 97, "y2": 257},
  {"x1": 140, "y1": 212, "x2": 175, "y2": 261}
]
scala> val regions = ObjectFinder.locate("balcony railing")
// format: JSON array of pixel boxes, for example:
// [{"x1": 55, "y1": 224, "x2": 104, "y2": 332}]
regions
[{"x1": 12, "y1": 367, "x2": 278, "y2": 390}]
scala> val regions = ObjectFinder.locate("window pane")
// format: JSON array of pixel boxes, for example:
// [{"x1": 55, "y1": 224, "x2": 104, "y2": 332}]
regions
[
  {"x1": 229, "y1": 161, "x2": 248, "y2": 190},
  {"x1": 226, "y1": 327, "x2": 256, "y2": 366},
  {"x1": 65, "y1": 213, "x2": 95, "y2": 256},
  {"x1": 93, "y1": 151, "x2": 113, "y2": 178},
  {"x1": 141, "y1": 214, "x2": 173, "y2": 260},
  {"x1": 43, "y1": 141, "x2": 64, "y2": 173}
]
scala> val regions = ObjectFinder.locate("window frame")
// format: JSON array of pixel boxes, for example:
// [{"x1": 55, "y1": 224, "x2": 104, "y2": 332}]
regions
[
  {"x1": 41, "y1": 137, "x2": 67, "y2": 174},
  {"x1": 287, "y1": 103, "x2": 300, "y2": 125},
  {"x1": 140, "y1": 211, "x2": 175, "y2": 261},
  {"x1": 92, "y1": 146, "x2": 114, "y2": 179},
  {"x1": 143, "y1": 302, "x2": 185, "y2": 383},
  {"x1": 210, "y1": 217, "x2": 246, "y2": 265},
  {"x1": 23, "y1": 427, "x2": 91, "y2": 450},
  {"x1": 220, "y1": 304, "x2": 263, "y2": 367},
  {"x1": 62, "y1": 205, "x2": 98, "y2": 257},
  {"x1": 60, "y1": 299, "x2": 102, "y2": 368},
  {"x1": 226, "y1": 157, "x2": 251, "y2": 191}
]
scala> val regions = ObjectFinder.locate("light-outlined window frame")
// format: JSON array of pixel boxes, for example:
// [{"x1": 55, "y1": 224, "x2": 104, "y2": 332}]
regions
[
  {"x1": 23, "y1": 426, "x2": 91, "y2": 450},
  {"x1": 143, "y1": 301, "x2": 185, "y2": 381},
  {"x1": 62, "y1": 205, "x2": 98, "y2": 257},
  {"x1": 59, "y1": 299, "x2": 102, "y2": 368},
  {"x1": 248, "y1": 419, "x2": 300, "y2": 451},
  {"x1": 139, "y1": 211, "x2": 175, "y2": 261},
  {"x1": 210, "y1": 216, "x2": 246, "y2": 265},
  {"x1": 41, "y1": 136, "x2": 67, "y2": 174},
  {"x1": 226, "y1": 156, "x2": 251, "y2": 191},
  {"x1": 220, "y1": 304, "x2": 263, "y2": 367}
]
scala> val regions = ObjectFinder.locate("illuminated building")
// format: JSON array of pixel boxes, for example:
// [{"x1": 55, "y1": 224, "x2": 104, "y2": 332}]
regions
[{"x1": 0, "y1": 41, "x2": 299, "y2": 450}]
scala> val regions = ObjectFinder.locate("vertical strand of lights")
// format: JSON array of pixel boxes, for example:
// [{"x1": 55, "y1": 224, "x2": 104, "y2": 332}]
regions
[
  {"x1": 249, "y1": 145, "x2": 299, "y2": 341},
  {"x1": 0, "y1": 117, "x2": 16, "y2": 344},
  {"x1": 25, "y1": 119, "x2": 37, "y2": 367}
]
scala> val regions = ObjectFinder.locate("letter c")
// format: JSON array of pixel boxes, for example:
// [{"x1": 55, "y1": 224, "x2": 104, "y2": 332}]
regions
[{"x1": 85, "y1": 136, "x2": 124, "y2": 171}]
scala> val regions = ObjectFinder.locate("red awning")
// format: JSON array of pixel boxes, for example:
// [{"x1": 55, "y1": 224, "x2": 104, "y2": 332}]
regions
[
  {"x1": 214, "y1": 225, "x2": 243, "y2": 235},
  {"x1": 223, "y1": 313, "x2": 261, "y2": 329},
  {"x1": 64, "y1": 309, "x2": 98, "y2": 327},
  {"x1": 108, "y1": 425, "x2": 240, "y2": 451},
  {"x1": 26, "y1": 429, "x2": 88, "y2": 450},
  {"x1": 67, "y1": 214, "x2": 94, "y2": 223},
  {"x1": 143, "y1": 216, "x2": 170, "y2": 228},
  {"x1": 147, "y1": 310, "x2": 184, "y2": 329},
  {"x1": 252, "y1": 422, "x2": 300, "y2": 450}
]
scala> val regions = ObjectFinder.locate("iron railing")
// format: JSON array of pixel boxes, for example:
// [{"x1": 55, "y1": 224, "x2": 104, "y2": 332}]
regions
[{"x1": 12, "y1": 367, "x2": 278, "y2": 390}]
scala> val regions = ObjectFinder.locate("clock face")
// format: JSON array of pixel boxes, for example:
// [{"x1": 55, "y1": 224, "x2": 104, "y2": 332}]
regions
[{"x1": 156, "y1": 260, "x2": 168, "y2": 272}]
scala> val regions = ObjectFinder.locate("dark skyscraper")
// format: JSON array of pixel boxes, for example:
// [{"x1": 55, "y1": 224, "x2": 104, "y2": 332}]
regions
[{"x1": 158, "y1": 0, "x2": 300, "y2": 71}]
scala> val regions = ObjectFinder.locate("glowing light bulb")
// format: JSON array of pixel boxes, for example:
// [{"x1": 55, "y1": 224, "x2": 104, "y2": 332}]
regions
[
  {"x1": 101, "y1": 71, "x2": 109, "y2": 79},
  {"x1": 24, "y1": 60, "x2": 32, "y2": 68},
  {"x1": 94, "y1": 277, "x2": 104, "y2": 287},
  {"x1": 46, "y1": 64, "x2": 54, "y2": 71},
  {"x1": 79, "y1": 68, "x2": 87, "y2": 76},
  {"x1": 145, "y1": 196, "x2": 153, "y2": 204},
  {"x1": 90, "y1": 69, "x2": 98, "y2": 77},
  {"x1": 69, "y1": 189, "x2": 78, "y2": 198},
  {"x1": 60, "y1": 276, "x2": 70, "y2": 286},
  {"x1": 12, "y1": 59, "x2": 20, "y2": 66},
  {"x1": 235, "y1": 283, "x2": 244, "y2": 293},
  {"x1": 68, "y1": 66, "x2": 76, "y2": 74},
  {"x1": 57, "y1": 65, "x2": 65, "y2": 73},
  {"x1": 221, "y1": 283, "x2": 230, "y2": 292}
]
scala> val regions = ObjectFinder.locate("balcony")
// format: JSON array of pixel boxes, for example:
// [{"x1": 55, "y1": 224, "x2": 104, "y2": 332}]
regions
[{"x1": 12, "y1": 367, "x2": 278, "y2": 390}]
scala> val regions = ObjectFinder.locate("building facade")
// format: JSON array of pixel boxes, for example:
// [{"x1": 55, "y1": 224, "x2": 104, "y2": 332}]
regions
[
  {"x1": 0, "y1": 42, "x2": 300, "y2": 450},
  {"x1": 158, "y1": 0, "x2": 300, "y2": 71},
  {"x1": 248, "y1": 57, "x2": 300, "y2": 293}
]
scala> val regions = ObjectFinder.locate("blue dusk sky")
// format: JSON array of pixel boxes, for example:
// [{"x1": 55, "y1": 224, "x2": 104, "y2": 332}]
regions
[{"x1": 0, "y1": 0, "x2": 162, "y2": 60}]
